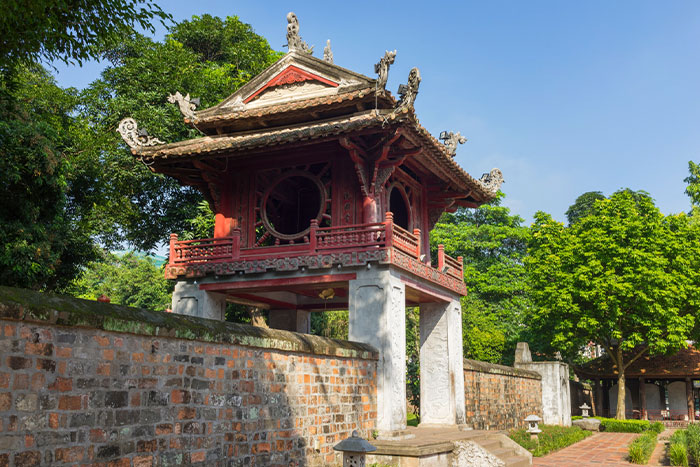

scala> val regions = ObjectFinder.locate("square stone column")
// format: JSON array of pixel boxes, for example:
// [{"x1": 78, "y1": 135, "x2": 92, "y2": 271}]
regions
[
  {"x1": 348, "y1": 268, "x2": 406, "y2": 432},
  {"x1": 419, "y1": 299, "x2": 466, "y2": 426},
  {"x1": 269, "y1": 310, "x2": 311, "y2": 333},
  {"x1": 171, "y1": 280, "x2": 226, "y2": 321}
]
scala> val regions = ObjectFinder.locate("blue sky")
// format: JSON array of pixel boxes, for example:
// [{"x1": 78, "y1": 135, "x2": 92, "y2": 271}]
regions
[{"x1": 52, "y1": 0, "x2": 700, "y2": 225}]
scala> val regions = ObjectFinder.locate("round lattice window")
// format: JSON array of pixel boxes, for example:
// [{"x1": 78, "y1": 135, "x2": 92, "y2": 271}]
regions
[{"x1": 262, "y1": 171, "x2": 326, "y2": 241}]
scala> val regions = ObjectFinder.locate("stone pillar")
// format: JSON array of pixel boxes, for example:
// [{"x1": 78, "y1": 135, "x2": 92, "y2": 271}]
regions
[
  {"x1": 687, "y1": 378, "x2": 695, "y2": 422},
  {"x1": 603, "y1": 380, "x2": 610, "y2": 417},
  {"x1": 640, "y1": 378, "x2": 647, "y2": 420},
  {"x1": 418, "y1": 298, "x2": 466, "y2": 426},
  {"x1": 269, "y1": 310, "x2": 311, "y2": 333},
  {"x1": 594, "y1": 379, "x2": 603, "y2": 417},
  {"x1": 171, "y1": 280, "x2": 226, "y2": 321},
  {"x1": 348, "y1": 268, "x2": 406, "y2": 433}
]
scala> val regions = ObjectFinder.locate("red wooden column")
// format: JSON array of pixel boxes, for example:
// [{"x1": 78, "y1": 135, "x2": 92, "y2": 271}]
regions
[
  {"x1": 639, "y1": 377, "x2": 647, "y2": 420},
  {"x1": 686, "y1": 377, "x2": 695, "y2": 422}
]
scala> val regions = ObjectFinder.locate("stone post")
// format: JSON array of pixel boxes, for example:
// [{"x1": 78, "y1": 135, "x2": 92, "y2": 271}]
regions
[
  {"x1": 171, "y1": 280, "x2": 226, "y2": 320},
  {"x1": 419, "y1": 298, "x2": 465, "y2": 426},
  {"x1": 349, "y1": 268, "x2": 407, "y2": 433}
]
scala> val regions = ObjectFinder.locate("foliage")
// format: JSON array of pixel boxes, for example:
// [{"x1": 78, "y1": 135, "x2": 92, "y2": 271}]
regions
[
  {"x1": 650, "y1": 421, "x2": 665, "y2": 434},
  {"x1": 179, "y1": 201, "x2": 215, "y2": 241},
  {"x1": 686, "y1": 161, "x2": 700, "y2": 221},
  {"x1": 407, "y1": 412, "x2": 419, "y2": 427},
  {"x1": 310, "y1": 310, "x2": 349, "y2": 339},
  {"x1": 509, "y1": 424, "x2": 592, "y2": 457},
  {"x1": 628, "y1": 431, "x2": 657, "y2": 464},
  {"x1": 405, "y1": 307, "x2": 420, "y2": 412},
  {"x1": 0, "y1": 0, "x2": 170, "y2": 73},
  {"x1": 64, "y1": 251, "x2": 171, "y2": 311},
  {"x1": 669, "y1": 442, "x2": 689, "y2": 467},
  {"x1": 565, "y1": 191, "x2": 606, "y2": 225},
  {"x1": 0, "y1": 66, "x2": 99, "y2": 290},
  {"x1": 431, "y1": 193, "x2": 531, "y2": 364},
  {"x1": 77, "y1": 15, "x2": 282, "y2": 251},
  {"x1": 687, "y1": 423, "x2": 700, "y2": 466},
  {"x1": 527, "y1": 190, "x2": 700, "y2": 417},
  {"x1": 599, "y1": 418, "x2": 653, "y2": 433}
]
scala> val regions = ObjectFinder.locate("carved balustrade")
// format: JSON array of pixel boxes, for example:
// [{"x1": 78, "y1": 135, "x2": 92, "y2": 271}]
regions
[{"x1": 437, "y1": 244, "x2": 464, "y2": 280}]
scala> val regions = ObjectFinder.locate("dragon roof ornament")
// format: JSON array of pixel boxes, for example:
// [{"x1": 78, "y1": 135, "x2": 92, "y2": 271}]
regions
[
  {"x1": 374, "y1": 50, "x2": 396, "y2": 90},
  {"x1": 117, "y1": 118, "x2": 165, "y2": 149},
  {"x1": 285, "y1": 12, "x2": 312, "y2": 54},
  {"x1": 439, "y1": 131, "x2": 467, "y2": 157},
  {"x1": 478, "y1": 168, "x2": 504, "y2": 194},
  {"x1": 323, "y1": 39, "x2": 333, "y2": 64},
  {"x1": 167, "y1": 91, "x2": 199, "y2": 120},
  {"x1": 396, "y1": 67, "x2": 421, "y2": 112}
]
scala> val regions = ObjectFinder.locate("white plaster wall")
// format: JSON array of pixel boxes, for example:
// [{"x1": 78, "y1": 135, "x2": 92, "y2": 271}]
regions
[
  {"x1": 608, "y1": 384, "x2": 633, "y2": 415},
  {"x1": 668, "y1": 381, "x2": 687, "y2": 416},
  {"x1": 515, "y1": 361, "x2": 571, "y2": 426}
]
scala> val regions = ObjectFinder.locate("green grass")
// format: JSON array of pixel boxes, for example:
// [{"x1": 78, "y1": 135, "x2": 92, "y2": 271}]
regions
[
  {"x1": 407, "y1": 412, "x2": 419, "y2": 427},
  {"x1": 628, "y1": 431, "x2": 657, "y2": 464},
  {"x1": 668, "y1": 442, "x2": 689, "y2": 466},
  {"x1": 509, "y1": 424, "x2": 592, "y2": 457}
]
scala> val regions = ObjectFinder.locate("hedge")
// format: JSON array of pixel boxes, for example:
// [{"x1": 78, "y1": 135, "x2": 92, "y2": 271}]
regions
[
  {"x1": 628, "y1": 431, "x2": 657, "y2": 464},
  {"x1": 509, "y1": 425, "x2": 592, "y2": 457}
]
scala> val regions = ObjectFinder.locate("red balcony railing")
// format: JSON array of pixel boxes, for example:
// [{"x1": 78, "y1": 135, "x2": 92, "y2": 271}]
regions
[{"x1": 168, "y1": 212, "x2": 464, "y2": 282}]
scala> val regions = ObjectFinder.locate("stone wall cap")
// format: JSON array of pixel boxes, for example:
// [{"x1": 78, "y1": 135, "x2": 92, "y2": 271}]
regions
[
  {"x1": 0, "y1": 286, "x2": 379, "y2": 360},
  {"x1": 463, "y1": 358, "x2": 541, "y2": 380}
]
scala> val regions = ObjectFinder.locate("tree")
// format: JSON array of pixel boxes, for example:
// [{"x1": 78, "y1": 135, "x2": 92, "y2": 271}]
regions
[
  {"x1": 430, "y1": 193, "x2": 531, "y2": 364},
  {"x1": 565, "y1": 191, "x2": 605, "y2": 225},
  {"x1": 685, "y1": 161, "x2": 700, "y2": 219},
  {"x1": 65, "y1": 251, "x2": 172, "y2": 310},
  {"x1": 0, "y1": 0, "x2": 169, "y2": 73},
  {"x1": 0, "y1": 65, "x2": 99, "y2": 290},
  {"x1": 77, "y1": 15, "x2": 282, "y2": 251},
  {"x1": 527, "y1": 190, "x2": 700, "y2": 418}
]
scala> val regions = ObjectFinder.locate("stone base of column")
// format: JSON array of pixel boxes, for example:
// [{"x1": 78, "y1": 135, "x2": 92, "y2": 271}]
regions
[{"x1": 171, "y1": 280, "x2": 226, "y2": 321}]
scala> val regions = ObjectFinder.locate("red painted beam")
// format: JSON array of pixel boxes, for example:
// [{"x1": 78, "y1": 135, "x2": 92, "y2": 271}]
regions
[
  {"x1": 231, "y1": 293, "x2": 298, "y2": 310},
  {"x1": 199, "y1": 273, "x2": 357, "y2": 292}
]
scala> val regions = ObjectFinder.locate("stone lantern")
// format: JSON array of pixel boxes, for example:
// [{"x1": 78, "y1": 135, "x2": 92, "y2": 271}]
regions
[
  {"x1": 580, "y1": 403, "x2": 591, "y2": 418},
  {"x1": 333, "y1": 430, "x2": 377, "y2": 467},
  {"x1": 524, "y1": 414, "x2": 542, "y2": 441}
]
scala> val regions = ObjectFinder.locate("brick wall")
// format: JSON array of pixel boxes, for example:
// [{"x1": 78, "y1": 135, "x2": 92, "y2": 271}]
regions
[
  {"x1": 0, "y1": 286, "x2": 377, "y2": 466},
  {"x1": 463, "y1": 358, "x2": 542, "y2": 430}
]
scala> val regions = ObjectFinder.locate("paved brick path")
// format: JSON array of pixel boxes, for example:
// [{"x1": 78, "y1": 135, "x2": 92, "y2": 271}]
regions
[{"x1": 533, "y1": 432, "x2": 640, "y2": 467}]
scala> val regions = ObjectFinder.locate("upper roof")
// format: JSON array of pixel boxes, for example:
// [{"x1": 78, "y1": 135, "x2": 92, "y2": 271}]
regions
[
  {"x1": 576, "y1": 345, "x2": 700, "y2": 378},
  {"x1": 122, "y1": 13, "x2": 503, "y2": 205}
]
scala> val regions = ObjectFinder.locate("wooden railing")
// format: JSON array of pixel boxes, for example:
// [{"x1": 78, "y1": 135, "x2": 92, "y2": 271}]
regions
[
  {"x1": 168, "y1": 213, "x2": 455, "y2": 271},
  {"x1": 437, "y1": 244, "x2": 464, "y2": 280}
]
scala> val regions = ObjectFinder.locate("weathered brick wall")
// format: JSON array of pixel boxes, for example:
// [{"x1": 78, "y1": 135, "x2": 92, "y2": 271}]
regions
[
  {"x1": 0, "y1": 286, "x2": 377, "y2": 466},
  {"x1": 463, "y1": 358, "x2": 542, "y2": 430}
]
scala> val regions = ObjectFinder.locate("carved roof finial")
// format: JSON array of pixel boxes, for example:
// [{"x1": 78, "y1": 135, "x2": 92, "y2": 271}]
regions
[
  {"x1": 478, "y1": 168, "x2": 504, "y2": 194},
  {"x1": 374, "y1": 50, "x2": 396, "y2": 89},
  {"x1": 167, "y1": 91, "x2": 199, "y2": 120},
  {"x1": 323, "y1": 39, "x2": 333, "y2": 64},
  {"x1": 396, "y1": 67, "x2": 421, "y2": 112},
  {"x1": 439, "y1": 131, "x2": 467, "y2": 157},
  {"x1": 285, "y1": 12, "x2": 312, "y2": 54},
  {"x1": 117, "y1": 118, "x2": 165, "y2": 149}
]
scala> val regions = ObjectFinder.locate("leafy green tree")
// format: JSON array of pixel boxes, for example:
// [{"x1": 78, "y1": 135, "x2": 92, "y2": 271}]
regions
[
  {"x1": 0, "y1": 0, "x2": 169, "y2": 73},
  {"x1": 0, "y1": 66, "x2": 99, "y2": 290},
  {"x1": 565, "y1": 191, "x2": 606, "y2": 225},
  {"x1": 430, "y1": 193, "x2": 531, "y2": 364},
  {"x1": 527, "y1": 190, "x2": 700, "y2": 418},
  {"x1": 685, "y1": 161, "x2": 700, "y2": 219},
  {"x1": 66, "y1": 251, "x2": 172, "y2": 310},
  {"x1": 78, "y1": 15, "x2": 282, "y2": 251}
]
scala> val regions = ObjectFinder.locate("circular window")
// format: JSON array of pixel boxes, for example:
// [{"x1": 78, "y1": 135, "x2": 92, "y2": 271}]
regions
[{"x1": 262, "y1": 171, "x2": 325, "y2": 240}]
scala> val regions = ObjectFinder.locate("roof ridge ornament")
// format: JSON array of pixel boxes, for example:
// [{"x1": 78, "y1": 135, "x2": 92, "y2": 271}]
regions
[
  {"x1": 167, "y1": 91, "x2": 199, "y2": 120},
  {"x1": 439, "y1": 131, "x2": 467, "y2": 157},
  {"x1": 374, "y1": 50, "x2": 396, "y2": 89},
  {"x1": 285, "y1": 12, "x2": 312, "y2": 54},
  {"x1": 323, "y1": 39, "x2": 333, "y2": 64},
  {"x1": 117, "y1": 118, "x2": 165, "y2": 149},
  {"x1": 396, "y1": 67, "x2": 421, "y2": 112},
  {"x1": 478, "y1": 168, "x2": 504, "y2": 194}
]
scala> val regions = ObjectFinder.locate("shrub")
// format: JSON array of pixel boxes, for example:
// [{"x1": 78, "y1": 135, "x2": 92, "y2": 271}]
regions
[
  {"x1": 669, "y1": 442, "x2": 689, "y2": 466},
  {"x1": 509, "y1": 425, "x2": 592, "y2": 457},
  {"x1": 628, "y1": 431, "x2": 657, "y2": 464},
  {"x1": 649, "y1": 421, "x2": 664, "y2": 434},
  {"x1": 686, "y1": 423, "x2": 700, "y2": 464},
  {"x1": 599, "y1": 418, "x2": 651, "y2": 433}
]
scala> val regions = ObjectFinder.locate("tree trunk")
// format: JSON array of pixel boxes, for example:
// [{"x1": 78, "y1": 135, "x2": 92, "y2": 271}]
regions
[
  {"x1": 616, "y1": 347, "x2": 626, "y2": 419},
  {"x1": 248, "y1": 307, "x2": 268, "y2": 328}
]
